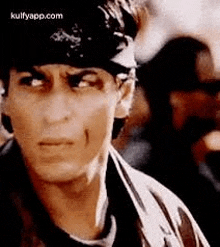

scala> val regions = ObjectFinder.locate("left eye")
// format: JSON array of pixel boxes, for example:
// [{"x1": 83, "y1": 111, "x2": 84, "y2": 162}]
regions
[{"x1": 68, "y1": 74, "x2": 99, "y2": 88}]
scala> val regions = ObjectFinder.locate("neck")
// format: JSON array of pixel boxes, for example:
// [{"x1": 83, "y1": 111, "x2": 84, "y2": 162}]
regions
[{"x1": 30, "y1": 155, "x2": 109, "y2": 240}]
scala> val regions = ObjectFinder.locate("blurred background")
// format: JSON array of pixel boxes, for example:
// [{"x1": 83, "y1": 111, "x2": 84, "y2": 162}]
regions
[
  {"x1": 113, "y1": 1, "x2": 220, "y2": 246},
  {"x1": 113, "y1": 37, "x2": 220, "y2": 247}
]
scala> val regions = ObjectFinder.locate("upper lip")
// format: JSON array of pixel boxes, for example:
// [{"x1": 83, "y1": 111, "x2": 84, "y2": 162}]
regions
[{"x1": 38, "y1": 138, "x2": 74, "y2": 146}]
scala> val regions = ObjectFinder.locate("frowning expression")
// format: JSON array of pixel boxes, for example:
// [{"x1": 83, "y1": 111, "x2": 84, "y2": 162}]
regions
[{"x1": 5, "y1": 64, "x2": 123, "y2": 183}]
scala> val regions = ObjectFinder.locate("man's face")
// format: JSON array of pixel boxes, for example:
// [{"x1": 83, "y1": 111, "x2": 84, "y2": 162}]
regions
[
  {"x1": 170, "y1": 50, "x2": 220, "y2": 131},
  {"x1": 4, "y1": 64, "x2": 127, "y2": 183}
]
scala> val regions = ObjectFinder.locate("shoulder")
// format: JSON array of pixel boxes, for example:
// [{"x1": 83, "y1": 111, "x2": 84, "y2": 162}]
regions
[
  {"x1": 129, "y1": 163, "x2": 209, "y2": 246},
  {"x1": 122, "y1": 159, "x2": 188, "y2": 212},
  {"x1": 0, "y1": 139, "x2": 23, "y2": 246},
  {"x1": 0, "y1": 138, "x2": 28, "y2": 192},
  {"x1": 111, "y1": 145, "x2": 188, "y2": 208},
  {"x1": 110, "y1": 146, "x2": 210, "y2": 246}
]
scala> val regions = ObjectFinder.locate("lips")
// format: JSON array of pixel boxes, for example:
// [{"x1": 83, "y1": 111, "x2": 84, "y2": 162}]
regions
[
  {"x1": 39, "y1": 138, "x2": 74, "y2": 145},
  {"x1": 38, "y1": 138, "x2": 74, "y2": 153}
]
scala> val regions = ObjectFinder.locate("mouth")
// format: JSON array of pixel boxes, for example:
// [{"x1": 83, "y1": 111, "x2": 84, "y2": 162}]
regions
[{"x1": 38, "y1": 138, "x2": 74, "y2": 152}]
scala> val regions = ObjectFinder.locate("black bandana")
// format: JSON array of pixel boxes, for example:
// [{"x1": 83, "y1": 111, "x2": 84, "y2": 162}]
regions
[{"x1": 1, "y1": 1, "x2": 137, "y2": 76}]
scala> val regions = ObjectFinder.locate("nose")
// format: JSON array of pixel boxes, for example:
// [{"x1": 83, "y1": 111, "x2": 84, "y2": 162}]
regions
[{"x1": 43, "y1": 92, "x2": 72, "y2": 124}]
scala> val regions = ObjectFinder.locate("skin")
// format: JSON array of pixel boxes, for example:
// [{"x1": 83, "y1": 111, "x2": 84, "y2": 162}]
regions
[{"x1": 3, "y1": 63, "x2": 134, "y2": 239}]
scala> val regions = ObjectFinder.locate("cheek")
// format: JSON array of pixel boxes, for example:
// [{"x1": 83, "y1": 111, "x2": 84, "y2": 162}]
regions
[
  {"x1": 88, "y1": 108, "x2": 113, "y2": 137},
  {"x1": 80, "y1": 95, "x2": 117, "y2": 145},
  {"x1": 6, "y1": 96, "x2": 41, "y2": 141}
]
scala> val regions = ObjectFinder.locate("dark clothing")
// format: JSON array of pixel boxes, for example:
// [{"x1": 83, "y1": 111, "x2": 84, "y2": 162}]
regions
[
  {"x1": 0, "y1": 139, "x2": 209, "y2": 246},
  {"x1": 137, "y1": 126, "x2": 220, "y2": 247}
]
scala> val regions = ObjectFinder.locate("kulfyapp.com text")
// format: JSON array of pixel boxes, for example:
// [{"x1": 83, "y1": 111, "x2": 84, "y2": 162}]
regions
[{"x1": 10, "y1": 12, "x2": 64, "y2": 21}]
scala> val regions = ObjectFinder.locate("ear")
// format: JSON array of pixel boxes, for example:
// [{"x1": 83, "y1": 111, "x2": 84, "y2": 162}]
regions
[
  {"x1": 1, "y1": 95, "x2": 10, "y2": 117},
  {"x1": 115, "y1": 69, "x2": 135, "y2": 119},
  {"x1": 0, "y1": 92, "x2": 13, "y2": 133}
]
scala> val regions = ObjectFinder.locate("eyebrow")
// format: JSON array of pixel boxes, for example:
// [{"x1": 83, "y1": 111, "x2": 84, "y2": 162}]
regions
[
  {"x1": 15, "y1": 65, "x2": 38, "y2": 73},
  {"x1": 66, "y1": 69, "x2": 98, "y2": 77},
  {"x1": 16, "y1": 66, "x2": 102, "y2": 83},
  {"x1": 66, "y1": 69, "x2": 100, "y2": 83},
  {"x1": 15, "y1": 66, "x2": 45, "y2": 78}
]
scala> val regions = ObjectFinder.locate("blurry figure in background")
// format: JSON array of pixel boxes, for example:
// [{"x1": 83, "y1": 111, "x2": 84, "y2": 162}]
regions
[
  {"x1": 134, "y1": 37, "x2": 220, "y2": 247},
  {"x1": 193, "y1": 131, "x2": 220, "y2": 192},
  {"x1": 117, "y1": 0, "x2": 220, "y2": 173},
  {"x1": 135, "y1": 0, "x2": 220, "y2": 69},
  {"x1": 130, "y1": 1, "x2": 220, "y2": 245}
]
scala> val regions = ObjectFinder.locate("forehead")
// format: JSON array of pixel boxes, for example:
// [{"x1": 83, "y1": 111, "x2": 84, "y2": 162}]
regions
[
  {"x1": 10, "y1": 61, "x2": 130, "y2": 78},
  {"x1": 13, "y1": 64, "x2": 103, "y2": 72},
  {"x1": 10, "y1": 64, "x2": 115, "y2": 79}
]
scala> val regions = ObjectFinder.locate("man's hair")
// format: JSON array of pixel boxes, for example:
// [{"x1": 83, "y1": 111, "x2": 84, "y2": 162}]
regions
[
  {"x1": 0, "y1": 0, "x2": 139, "y2": 93},
  {"x1": 0, "y1": 0, "x2": 139, "y2": 137}
]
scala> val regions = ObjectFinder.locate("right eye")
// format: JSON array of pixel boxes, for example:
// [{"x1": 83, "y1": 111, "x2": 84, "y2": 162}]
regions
[{"x1": 20, "y1": 76, "x2": 44, "y2": 87}]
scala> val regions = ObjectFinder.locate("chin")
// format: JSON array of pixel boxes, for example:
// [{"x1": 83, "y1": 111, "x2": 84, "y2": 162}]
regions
[{"x1": 30, "y1": 161, "x2": 86, "y2": 184}]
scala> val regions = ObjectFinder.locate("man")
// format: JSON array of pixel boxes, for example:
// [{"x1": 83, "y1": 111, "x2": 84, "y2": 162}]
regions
[{"x1": 0, "y1": 0, "x2": 209, "y2": 246}]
